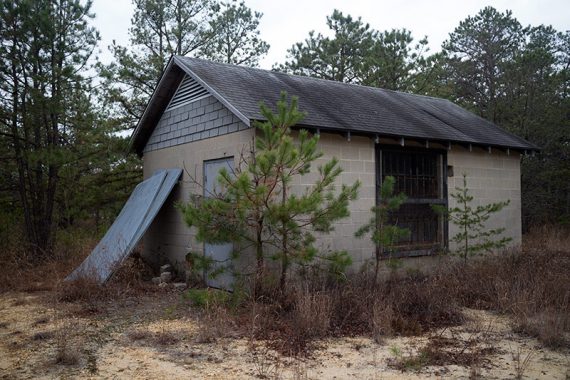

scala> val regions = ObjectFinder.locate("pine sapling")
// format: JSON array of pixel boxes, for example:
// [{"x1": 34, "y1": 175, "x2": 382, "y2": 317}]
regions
[
  {"x1": 355, "y1": 176, "x2": 409, "y2": 283},
  {"x1": 433, "y1": 174, "x2": 512, "y2": 263}
]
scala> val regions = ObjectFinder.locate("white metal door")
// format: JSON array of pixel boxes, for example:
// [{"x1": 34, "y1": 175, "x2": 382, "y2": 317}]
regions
[{"x1": 203, "y1": 158, "x2": 234, "y2": 289}]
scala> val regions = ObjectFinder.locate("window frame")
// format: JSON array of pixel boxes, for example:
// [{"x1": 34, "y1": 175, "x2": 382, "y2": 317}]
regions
[{"x1": 375, "y1": 145, "x2": 448, "y2": 257}]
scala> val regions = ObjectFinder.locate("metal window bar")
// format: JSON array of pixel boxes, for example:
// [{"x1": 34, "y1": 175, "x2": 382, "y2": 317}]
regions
[{"x1": 380, "y1": 149, "x2": 445, "y2": 252}]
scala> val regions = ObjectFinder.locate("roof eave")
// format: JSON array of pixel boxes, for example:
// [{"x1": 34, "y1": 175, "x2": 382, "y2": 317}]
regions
[
  {"x1": 173, "y1": 56, "x2": 251, "y2": 128},
  {"x1": 254, "y1": 120, "x2": 540, "y2": 153},
  {"x1": 130, "y1": 56, "x2": 184, "y2": 156}
]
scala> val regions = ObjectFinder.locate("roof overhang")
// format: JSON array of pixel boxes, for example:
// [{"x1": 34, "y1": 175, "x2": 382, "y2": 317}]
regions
[{"x1": 130, "y1": 56, "x2": 540, "y2": 156}]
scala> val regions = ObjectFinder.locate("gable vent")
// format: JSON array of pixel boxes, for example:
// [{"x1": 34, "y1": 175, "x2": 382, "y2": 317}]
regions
[{"x1": 166, "y1": 75, "x2": 210, "y2": 111}]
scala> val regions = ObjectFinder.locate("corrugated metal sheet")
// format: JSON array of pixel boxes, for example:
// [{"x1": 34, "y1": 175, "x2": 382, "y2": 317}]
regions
[{"x1": 66, "y1": 168, "x2": 182, "y2": 283}]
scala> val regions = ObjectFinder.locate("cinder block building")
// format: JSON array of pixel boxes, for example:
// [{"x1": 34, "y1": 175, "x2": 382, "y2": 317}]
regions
[{"x1": 130, "y1": 56, "x2": 537, "y2": 286}]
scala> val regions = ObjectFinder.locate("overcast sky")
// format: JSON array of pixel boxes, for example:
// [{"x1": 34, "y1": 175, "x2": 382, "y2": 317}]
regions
[{"x1": 91, "y1": 0, "x2": 569, "y2": 69}]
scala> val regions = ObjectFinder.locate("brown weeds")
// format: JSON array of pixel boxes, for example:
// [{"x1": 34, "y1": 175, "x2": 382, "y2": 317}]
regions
[
  {"x1": 234, "y1": 227, "x2": 569, "y2": 356},
  {"x1": 447, "y1": 228, "x2": 570, "y2": 349}
]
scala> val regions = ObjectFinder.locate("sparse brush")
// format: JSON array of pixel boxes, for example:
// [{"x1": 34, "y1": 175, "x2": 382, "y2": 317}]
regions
[
  {"x1": 292, "y1": 286, "x2": 332, "y2": 339},
  {"x1": 125, "y1": 328, "x2": 152, "y2": 341},
  {"x1": 32, "y1": 331, "x2": 54, "y2": 341},
  {"x1": 370, "y1": 301, "x2": 394, "y2": 343},
  {"x1": 448, "y1": 229, "x2": 570, "y2": 349},
  {"x1": 195, "y1": 304, "x2": 235, "y2": 343},
  {"x1": 514, "y1": 311, "x2": 570, "y2": 349},
  {"x1": 153, "y1": 330, "x2": 180, "y2": 346},
  {"x1": 0, "y1": 231, "x2": 97, "y2": 293},
  {"x1": 54, "y1": 318, "x2": 80, "y2": 365},
  {"x1": 249, "y1": 341, "x2": 282, "y2": 380},
  {"x1": 56, "y1": 276, "x2": 107, "y2": 304},
  {"x1": 512, "y1": 347, "x2": 534, "y2": 380}
]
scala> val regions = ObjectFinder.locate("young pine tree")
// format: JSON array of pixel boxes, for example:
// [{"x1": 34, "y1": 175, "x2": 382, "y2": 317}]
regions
[
  {"x1": 433, "y1": 174, "x2": 512, "y2": 263},
  {"x1": 355, "y1": 176, "x2": 409, "y2": 283},
  {"x1": 179, "y1": 92, "x2": 360, "y2": 292}
]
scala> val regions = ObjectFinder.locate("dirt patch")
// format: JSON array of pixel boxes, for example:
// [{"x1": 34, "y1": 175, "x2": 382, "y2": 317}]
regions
[{"x1": 1, "y1": 291, "x2": 568, "y2": 379}]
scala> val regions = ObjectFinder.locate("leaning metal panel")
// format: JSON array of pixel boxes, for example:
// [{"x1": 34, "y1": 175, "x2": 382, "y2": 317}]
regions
[{"x1": 66, "y1": 168, "x2": 182, "y2": 283}]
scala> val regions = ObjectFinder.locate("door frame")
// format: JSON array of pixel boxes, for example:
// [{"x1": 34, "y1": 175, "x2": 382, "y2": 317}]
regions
[{"x1": 202, "y1": 156, "x2": 235, "y2": 288}]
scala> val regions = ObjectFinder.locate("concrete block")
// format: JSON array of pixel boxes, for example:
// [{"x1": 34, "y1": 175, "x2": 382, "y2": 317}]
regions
[
  {"x1": 160, "y1": 271, "x2": 173, "y2": 283},
  {"x1": 160, "y1": 264, "x2": 172, "y2": 273}
]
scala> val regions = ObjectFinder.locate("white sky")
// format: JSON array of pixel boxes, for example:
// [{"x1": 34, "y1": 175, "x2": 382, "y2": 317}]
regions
[{"x1": 91, "y1": 0, "x2": 570, "y2": 69}]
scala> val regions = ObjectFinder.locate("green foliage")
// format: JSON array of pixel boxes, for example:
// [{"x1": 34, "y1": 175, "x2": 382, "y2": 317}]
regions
[
  {"x1": 179, "y1": 92, "x2": 360, "y2": 291},
  {"x1": 360, "y1": 29, "x2": 437, "y2": 93},
  {"x1": 0, "y1": 0, "x2": 101, "y2": 256},
  {"x1": 321, "y1": 251, "x2": 353, "y2": 281},
  {"x1": 278, "y1": 6, "x2": 569, "y2": 228},
  {"x1": 183, "y1": 288, "x2": 230, "y2": 308},
  {"x1": 276, "y1": 10, "x2": 374, "y2": 83},
  {"x1": 356, "y1": 176, "x2": 409, "y2": 281},
  {"x1": 442, "y1": 6, "x2": 526, "y2": 122},
  {"x1": 100, "y1": 0, "x2": 268, "y2": 133},
  {"x1": 200, "y1": 0, "x2": 269, "y2": 66},
  {"x1": 99, "y1": 0, "x2": 216, "y2": 130},
  {"x1": 433, "y1": 174, "x2": 512, "y2": 263},
  {"x1": 442, "y1": 7, "x2": 570, "y2": 227},
  {"x1": 186, "y1": 251, "x2": 217, "y2": 279},
  {"x1": 276, "y1": 10, "x2": 440, "y2": 93}
]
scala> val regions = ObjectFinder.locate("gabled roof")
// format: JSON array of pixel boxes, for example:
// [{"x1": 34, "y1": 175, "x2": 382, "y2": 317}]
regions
[{"x1": 131, "y1": 56, "x2": 538, "y2": 155}]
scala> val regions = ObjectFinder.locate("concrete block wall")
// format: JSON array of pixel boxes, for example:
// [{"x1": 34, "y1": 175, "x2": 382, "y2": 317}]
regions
[
  {"x1": 141, "y1": 123, "x2": 522, "y2": 274},
  {"x1": 290, "y1": 132, "x2": 377, "y2": 268},
  {"x1": 142, "y1": 128, "x2": 255, "y2": 271},
  {"x1": 143, "y1": 95, "x2": 247, "y2": 153},
  {"x1": 447, "y1": 146, "x2": 522, "y2": 249}
]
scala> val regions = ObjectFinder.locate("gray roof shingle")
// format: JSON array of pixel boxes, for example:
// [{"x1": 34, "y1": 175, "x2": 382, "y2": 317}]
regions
[{"x1": 131, "y1": 56, "x2": 538, "y2": 154}]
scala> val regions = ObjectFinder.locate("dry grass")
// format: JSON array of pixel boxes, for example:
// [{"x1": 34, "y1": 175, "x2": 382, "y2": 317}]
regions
[
  {"x1": 153, "y1": 330, "x2": 181, "y2": 346},
  {"x1": 125, "y1": 328, "x2": 153, "y2": 341},
  {"x1": 54, "y1": 318, "x2": 81, "y2": 365},
  {"x1": 32, "y1": 331, "x2": 55, "y2": 341},
  {"x1": 512, "y1": 347, "x2": 534, "y2": 380},
  {"x1": 229, "y1": 226, "x2": 570, "y2": 356},
  {"x1": 125, "y1": 325, "x2": 183, "y2": 346},
  {"x1": 0, "y1": 232, "x2": 97, "y2": 293},
  {"x1": 239, "y1": 268, "x2": 464, "y2": 356},
  {"x1": 195, "y1": 304, "x2": 238, "y2": 343},
  {"x1": 2, "y1": 225, "x2": 568, "y2": 365},
  {"x1": 446, "y1": 227, "x2": 570, "y2": 349},
  {"x1": 0, "y1": 230, "x2": 154, "y2": 298}
]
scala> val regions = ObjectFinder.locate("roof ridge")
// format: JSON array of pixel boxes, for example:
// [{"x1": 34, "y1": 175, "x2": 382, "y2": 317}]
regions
[{"x1": 175, "y1": 56, "x2": 450, "y2": 103}]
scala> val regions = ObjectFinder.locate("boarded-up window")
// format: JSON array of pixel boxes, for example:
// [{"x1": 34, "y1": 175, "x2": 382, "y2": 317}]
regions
[{"x1": 379, "y1": 148, "x2": 446, "y2": 254}]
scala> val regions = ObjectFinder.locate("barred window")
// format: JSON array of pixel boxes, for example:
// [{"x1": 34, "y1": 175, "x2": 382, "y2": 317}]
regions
[{"x1": 379, "y1": 148, "x2": 446, "y2": 254}]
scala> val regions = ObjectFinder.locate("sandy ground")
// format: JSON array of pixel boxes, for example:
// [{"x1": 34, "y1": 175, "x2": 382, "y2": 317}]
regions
[{"x1": 1, "y1": 290, "x2": 569, "y2": 379}]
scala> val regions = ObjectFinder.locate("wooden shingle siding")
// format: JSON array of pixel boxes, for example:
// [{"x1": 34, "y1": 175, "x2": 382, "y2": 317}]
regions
[{"x1": 144, "y1": 89, "x2": 249, "y2": 153}]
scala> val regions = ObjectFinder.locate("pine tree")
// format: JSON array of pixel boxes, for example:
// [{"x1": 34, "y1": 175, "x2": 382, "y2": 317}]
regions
[
  {"x1": 355, "y1": 176, "x2": 409, "y2": 282},
  {"x1": 433, "y1": 174, "x2": 511, "y2": 263},
  {"x1": 200, "y1": 0, "x2": 269, "y2": 66},
  {"x1": 98, "y1": 0, "x2": 215, "y2": 131},
  {"x1": 0, "y1": 0, "x2": 99, "y2": 257},
  {"x1": 276, "y1": 10, "x2": 374, "y2": 83},
  {"x1": 442, "y1": 6, "x2": 570, "y2": 228},
  {"x1": 179, "y1": 92, "x2": 360, "y2": 292},
  {"x1": 100, "y1": 0, "x2": 269, "y2": 133}
]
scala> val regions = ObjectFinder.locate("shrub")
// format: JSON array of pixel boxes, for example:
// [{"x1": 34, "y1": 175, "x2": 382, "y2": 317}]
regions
[{"x1": 183, "y1": 288, "x2": 230, "y2": 308}]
